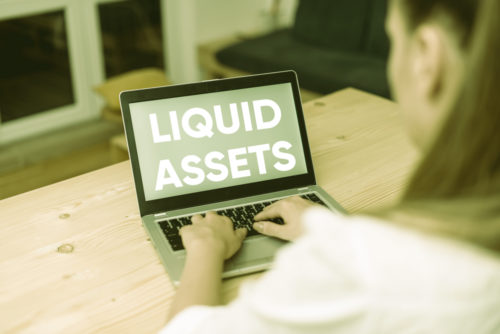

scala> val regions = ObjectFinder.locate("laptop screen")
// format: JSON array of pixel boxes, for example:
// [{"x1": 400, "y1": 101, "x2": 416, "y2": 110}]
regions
[{"x1": 129, "y1": 82, "x2": 308, "y2": 201}]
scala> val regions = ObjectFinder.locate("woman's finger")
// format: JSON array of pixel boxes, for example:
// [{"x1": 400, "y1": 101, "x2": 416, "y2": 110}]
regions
[
  {"x1": 191, "y1": 214, "x2": 203, "y2": 224},
  {"x1": 205, "y1": 211, "x2": 218, "y2": 217},
  {"x1": 254, "y1": 203, "x2": 282, "y2": 221},
  {"x1": 205, "y1": 211, "x2": 233, "y2": 226},
  {"x1": 253, "y1": 221, "x2": 287, "y2": 239},
  {"x1": 234, "y1": 227, "x2": 247, "y2": 241},
  {"x1": 224, "y1": 228, "x2": 248, "y2": 258}
]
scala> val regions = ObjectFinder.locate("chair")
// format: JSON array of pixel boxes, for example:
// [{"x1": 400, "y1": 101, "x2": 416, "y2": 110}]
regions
[{"x1": 199, "y1": 0, "x2": 390, "y2": 99}]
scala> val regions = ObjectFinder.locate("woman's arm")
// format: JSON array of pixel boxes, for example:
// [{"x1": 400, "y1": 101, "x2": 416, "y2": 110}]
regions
[
  {"x1": 167, "y1": 212, "x2": 247, "y2": 321},
  {"x1": 167, "y1": 196, "x2": 316, "y2": 321},
  {"x1": 167, "y1": 245, "x2": 224, "y2": 320}
]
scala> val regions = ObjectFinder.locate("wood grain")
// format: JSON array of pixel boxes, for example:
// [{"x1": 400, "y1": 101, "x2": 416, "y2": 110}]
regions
[
  {"x1": 304, "y1": 89, "x2": 419, "y2": 211},
  {"x1": 0, "y1": 88, "x2": 418, "y2": 333}
]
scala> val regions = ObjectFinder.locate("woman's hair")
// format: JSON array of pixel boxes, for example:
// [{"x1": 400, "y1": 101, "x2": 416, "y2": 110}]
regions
[
  {"x1": 399, "y1": 0, "x2": 478, "y2": 47},
  {"x1": 387, "y1": 0, "x2": 500, "y2": 251}
]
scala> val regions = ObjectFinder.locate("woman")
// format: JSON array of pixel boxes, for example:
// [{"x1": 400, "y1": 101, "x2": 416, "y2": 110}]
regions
[{"x1": 161, "y1": 0, "x2": 500, "y2": 332}]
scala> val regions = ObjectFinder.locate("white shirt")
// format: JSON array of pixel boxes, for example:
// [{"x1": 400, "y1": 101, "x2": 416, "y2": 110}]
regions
[{"x1": 160, "y1": 208, "x2": 500, "y2": 334}]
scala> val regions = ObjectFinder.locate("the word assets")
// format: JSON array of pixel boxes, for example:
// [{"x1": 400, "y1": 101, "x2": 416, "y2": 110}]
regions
[{"x1": 155, "y1": 141, "x2": 296, "y2": 190}]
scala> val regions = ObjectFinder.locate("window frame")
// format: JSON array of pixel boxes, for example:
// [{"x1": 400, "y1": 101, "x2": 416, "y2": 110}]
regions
[{"x1": 0, "y1": 0, "x2": 124, "y2": 144}]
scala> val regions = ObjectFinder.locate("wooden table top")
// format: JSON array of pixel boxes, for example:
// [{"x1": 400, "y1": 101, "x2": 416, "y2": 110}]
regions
[{"x1": 0, "y1": 88, "x2": 418, "y2": 333}]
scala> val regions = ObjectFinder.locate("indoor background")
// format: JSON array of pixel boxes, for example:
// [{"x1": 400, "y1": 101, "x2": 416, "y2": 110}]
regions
[{"x1": 0, "y1": 0, "x2": 389, "y2": 199}]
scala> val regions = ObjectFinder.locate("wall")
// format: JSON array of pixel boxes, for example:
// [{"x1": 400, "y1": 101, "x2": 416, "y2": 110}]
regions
[
  {"x1": 164, "y1": 0, "x2": 298, "y2": 83},
  {"x1": 195, "y1": 0, "x2": 298, "y2": 43}
]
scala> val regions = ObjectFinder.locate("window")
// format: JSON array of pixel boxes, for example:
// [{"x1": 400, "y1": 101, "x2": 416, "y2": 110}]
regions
[
  {"x1": 0, "y1": 10, "x2": 75, "y2": 123},
  {"x1": 98, "y1": 0, "x2": 164, "y2": 78},
  {"x1": 0, "y1": 0, "x2": 167, "y2": 144}
]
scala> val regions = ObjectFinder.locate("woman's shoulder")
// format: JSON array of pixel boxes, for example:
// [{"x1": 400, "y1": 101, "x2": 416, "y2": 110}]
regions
[
  {"x1": 298, "y1": 207, "x2": 500, "y2": 300},
  {"x1": 235, "y1": 208, "x2": 500, "y2": 332}
]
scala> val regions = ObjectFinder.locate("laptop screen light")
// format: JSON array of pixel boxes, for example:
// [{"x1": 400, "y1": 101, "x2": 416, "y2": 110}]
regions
[{"x1": 129, "y1": 83, "x2": 307, "y2": 201}]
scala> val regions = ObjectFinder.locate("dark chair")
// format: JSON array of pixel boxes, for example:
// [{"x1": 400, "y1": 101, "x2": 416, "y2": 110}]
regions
[{"x1": 213, "y1": 0, "x2": 390, "y2": 98}]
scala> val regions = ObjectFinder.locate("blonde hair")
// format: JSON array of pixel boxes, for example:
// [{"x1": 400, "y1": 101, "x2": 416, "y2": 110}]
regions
[{"x1": 382, "y1": 0, "x2": 500, "y2": 251}]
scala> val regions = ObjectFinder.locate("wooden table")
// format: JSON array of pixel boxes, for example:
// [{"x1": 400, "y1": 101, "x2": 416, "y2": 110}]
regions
[{"x1": 0, "y1": 88, "x2": 418, "y2": 333}]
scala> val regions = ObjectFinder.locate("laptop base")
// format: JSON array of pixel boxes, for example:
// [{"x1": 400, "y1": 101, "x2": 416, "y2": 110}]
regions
[{"x1": 142, "y1": 185, "x2": 344, "y2": 285}]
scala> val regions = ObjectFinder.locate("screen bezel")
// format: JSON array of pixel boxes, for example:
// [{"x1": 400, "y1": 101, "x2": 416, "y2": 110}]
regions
[{"x1": 120, "y1": 71, "x2": 316, "y2": 217}]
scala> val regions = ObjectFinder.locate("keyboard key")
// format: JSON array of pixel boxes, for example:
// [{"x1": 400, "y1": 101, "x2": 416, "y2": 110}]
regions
[
  {"x1": 247, "y1": 228, "x2": 259, "y2": 237},
  {"x1": 158, "y1": 220, "x2": 171, "y2": 230},
  {"x1": 167, "y1": 235, "x2": 184, "y2": 251},
  {"x1": 171, "y1": 219, "x2": 182, "y2": 229},
  {"x1": 255, "y1": 203, "x2": 265, "y2": 211}
]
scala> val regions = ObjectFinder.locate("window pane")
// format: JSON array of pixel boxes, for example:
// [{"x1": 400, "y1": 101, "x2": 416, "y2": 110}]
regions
[
  {"x1": 99, "y1": 0, "x2": 164, "y2": 78},
  {"x1": 0, "y1": 11, "x2": 75, "y2": 123}
]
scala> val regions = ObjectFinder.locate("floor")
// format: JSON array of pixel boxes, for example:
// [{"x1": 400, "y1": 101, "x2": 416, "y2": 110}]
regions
[
  {"x1": 0, "y1": 140, "x2": 127, "y2": 200},
  {"x1": 0, "y1": 119, "x2": 126, "y2": 200}
]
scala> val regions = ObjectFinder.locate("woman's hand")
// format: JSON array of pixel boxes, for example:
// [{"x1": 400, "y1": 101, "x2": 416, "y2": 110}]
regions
[
  {"x1": 253, "y1": 196, "x2": 317, "y2": 241},
  {"x1": 179, "y1": 211, "x2": 247, "y2": 260}
]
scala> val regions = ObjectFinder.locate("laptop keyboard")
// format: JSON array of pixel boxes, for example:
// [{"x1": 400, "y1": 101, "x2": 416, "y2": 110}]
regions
[{"x1": 158, "y1": 193, "x2": 328, "y2": 251}]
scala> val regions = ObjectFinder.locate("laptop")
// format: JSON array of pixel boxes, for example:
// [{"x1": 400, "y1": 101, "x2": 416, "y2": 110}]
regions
[{"x1": 119, "y1": 70, "x2": 345, "y2": 285}]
